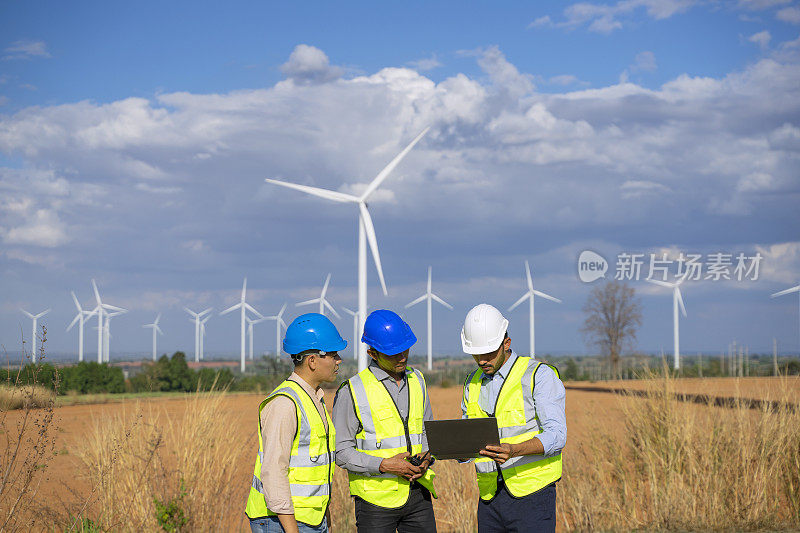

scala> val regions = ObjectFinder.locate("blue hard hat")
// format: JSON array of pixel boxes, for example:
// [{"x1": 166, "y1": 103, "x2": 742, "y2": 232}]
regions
[
  {"x1": 361, "y1": 310, "x2": 417, "y2": 355},
  {"x1": 283, "y1": 313, "x2": 347, "y2": 355}
]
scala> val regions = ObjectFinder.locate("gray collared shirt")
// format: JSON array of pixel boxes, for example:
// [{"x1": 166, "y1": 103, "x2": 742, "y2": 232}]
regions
[
  {"x1": 460, "y1": 351, "x2": 567, "y2": 456},
  {"x1": 332, "y1": 360, "x2": 433, "y2": 475}
]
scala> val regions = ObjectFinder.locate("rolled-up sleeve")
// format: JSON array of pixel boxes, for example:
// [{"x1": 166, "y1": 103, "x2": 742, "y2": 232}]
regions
[
  {"x1": 332, "y1": 384, "x2": 384, "y2": 475},
  {"x1": 532, "y1": 364, "x2": 567, "y2": 456}
]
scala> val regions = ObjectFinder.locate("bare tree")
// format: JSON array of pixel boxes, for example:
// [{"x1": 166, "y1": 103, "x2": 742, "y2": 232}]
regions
[{"x1": 581, "y1": 280, "x2": 642, "y2": 379}]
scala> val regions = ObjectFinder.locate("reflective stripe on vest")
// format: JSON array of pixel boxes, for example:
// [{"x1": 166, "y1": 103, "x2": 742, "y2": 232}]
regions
[
  {"x1": 464, "y1": 357, "x2": 562, "y2": 500},
  {"x1": 244, "y1": 379, "x2": 335, "y2": 526},
  {"x1": 345, "y1": 367, "x2": 437, "y2": 508}
]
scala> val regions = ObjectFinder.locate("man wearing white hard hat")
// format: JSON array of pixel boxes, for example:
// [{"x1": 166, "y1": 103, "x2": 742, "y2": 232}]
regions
[{"x1": 460, "y1": 303, "x2": 566, "y2": 533}]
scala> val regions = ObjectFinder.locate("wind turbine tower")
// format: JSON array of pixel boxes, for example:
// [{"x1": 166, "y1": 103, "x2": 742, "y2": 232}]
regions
[
  {"x1": 771, "y1": 282, "x2": 800, "y2": 352},
  {"x1": 647, "y1": 276, "x2": 688, "y2": 370},
  {"x1": 508, "y1": 261, "x2": 562, "y2": 358},
  {"x1": 20, "y1": 308, "x2": 50, "y2": 363},
  {"x1": 185, "y1": 307, "x2": 212, "y2": 363},
  {"x1": 266, "y1": 127, "x2": 429, "y2": 371},
  {"x1": 90, "y1": 279, "x2": 126, "y2": 364},
  {"x1": 67, "y1": 291, "x2": 95, "y2": 362},
  {"x1": 143, "y1": 313, "x2": 163, "y2": 361},
  {"x1": 405, "y1": 267, "x2": 453, "y2": 371},
  {"x1": 342, "y1": 306, "x2": 360, "y2": 360},
  {"x1": 220, "y1": 278, "x2": 263, "y2": 373},
  {"x1": 266, "y1": 303, "x2": 287, "y2": 358},
  {"x1": 200, "y1": 313, "x2": 211, "y2": 360},
  {"x1": 297, "y1": 273, "x2": 341, "y2": 319},
  {"x1": 246, "y1": 315, "x2": 269, "y2": 360}
]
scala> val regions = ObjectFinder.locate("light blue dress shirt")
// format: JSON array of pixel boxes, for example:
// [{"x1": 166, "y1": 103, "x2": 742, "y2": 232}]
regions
[{"x1": 460, "y1": 351, "x2": 567, "y2": 456}]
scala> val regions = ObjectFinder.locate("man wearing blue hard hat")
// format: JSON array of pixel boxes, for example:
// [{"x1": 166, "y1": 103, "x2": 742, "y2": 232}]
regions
[
  {"x1": 332, "y1": 309, "x2": 437, "y2": 532},
  {"x1": 245, "y1": 313, "x2": 345, "y2": 533}
]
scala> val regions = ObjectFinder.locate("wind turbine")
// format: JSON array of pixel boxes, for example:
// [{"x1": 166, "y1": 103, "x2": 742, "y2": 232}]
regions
[
  {"x1": 246, "y1": 315, "x2": 269, "y2": 360},
  {"x1": 185, "y1": 307, "x2": 212, "y2": 363},
  {"x1": 220, "y1": 278, "x2": 263, "y2": 373},
  {"x1": 297, "y1": 273, "x2": 341, "y2": 319},
  {"x1": 405, "y1": 267, "x2": 453, "y2": 371},
  {"x1": 508, "y1": 261, "x2": 562, "y2": 358},
  {"x1": 143, "y1": 313, "x2": 163, "y2": 361},
  {"x1": 266, "y1": 303, "x2": 288, "y2": 358},
  {"x1": 66, "y1": 292, "x2": 95, "y2": 362},
  {"x1": 20, "y1": 308, "x2": 50, "y2": 363},
  {"x1": 647, "y1": 276, "x2": 688, "y2": 370},
  {"x1": 90, "y1": 279, "x2": 127, "y2": 364},
  {"x1": 200, "y1": 313, "x2": 211, "y2": 360},
  {"x1": 771, "y1": 282, "x2": 800, "y2": 351},
  {"x1": 342, "y1": 306, "x2": 360, "y2": 360},
  {"x1": 102, "y1": 309, "x2": 127, "y2": 362},
  {"x1": 266, "y1": 127, "x2": 430, "y2": 370}
]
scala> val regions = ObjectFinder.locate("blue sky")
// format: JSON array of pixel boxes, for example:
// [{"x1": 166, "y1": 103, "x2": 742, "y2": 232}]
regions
[{"x1": 1, "y1": 0, "x2": 799, "y2": 360}]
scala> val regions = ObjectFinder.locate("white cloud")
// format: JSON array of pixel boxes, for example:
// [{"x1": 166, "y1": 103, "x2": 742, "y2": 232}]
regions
[
  {"x1": 1, "y1": 208, "x2": 69, "y2": 247},
  {"x1": 756, "y1": 242, "x2": 800, "y2": 283},
  {"x1": 632, "y1": 51, "x2": 657, "y2": 72},
  {"x1": 548, "y1": 74, "x2": 581, "y2": 85},
  {"x1": 549, "y1": 0, "x2": 696, "y2": 34},
  {"x1": 528, "y1": 15, "x2": 553, "y2": 28},
  {"x1": 748, "y1": 30, "x2": 772, "y2": 49},
  {"x1": 407, "y1": 55, "x2": 442, "y2": 72},
  {"x1": 2, "y1": 40, "x2": 50, "y2": 60},
  {"x1": 738, "y1": 0, "x2": 791, "y2": 10},
  {"x1": 776, "y1": 6, "x2": 800, "y2": 23},
  {"x1": 280, "y1": 44, "x2": 343, "y2": 85},
  {"x1": 620, "y1": 180, "x2": 670, "y2": 198}
]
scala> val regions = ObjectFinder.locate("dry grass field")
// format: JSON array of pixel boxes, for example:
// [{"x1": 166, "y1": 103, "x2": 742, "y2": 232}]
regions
[{"x1": 1, "y1": 375, "x2": 799, "y2": 531}]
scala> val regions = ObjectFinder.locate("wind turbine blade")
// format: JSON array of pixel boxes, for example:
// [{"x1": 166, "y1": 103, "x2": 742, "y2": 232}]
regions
[
  {"x1": 265, "y1": 178, "x2": 359, "y2": 204},
  {"x1": 71, "y1": 291, "x2": 82, "y2": 312},
  {"x1": 427, "y1": 266, "x2": 432, "y2": 293},
  {"x1": 279, "y1": 318, "x2": 287, "y2": 328},
  {"x1": 154, "y1": 313, "x2": 161, "y2": 325},
  {"x1": 676, "y1": 288, "x2": 687, "y2": 317},
  {"x1": 322, "y1": 273, "x2": 331, "y2": 297},
  {"x1": 91, "y1": 279, "x2": 101, "y2": 304},
  {"x1": 533, "y1": 290, "x2": 562, "y2": 304},
  {"x1": 359, "y1": 127, "x2": 430, "y2": 201},
  {"x1": 771, "y1": 285, "x2": 800, "y2": 298},
  {"x1": 103, "y1": 304, "x2": 126, "y2": 313},
  {"x1": 278, "y1": 303, "x2": 287, "y2": 317},
  {"x1": 323, "y1": 300, "x2": 341, "y2": 319},
  {"x1": 359, "y1": 203, "x2": 387, "y2": 295},
  {"x1": 67, "y1": 314, "x2": 81, "y2": 332},
  {"x1": 241, "y1": 278, "x2": 247, "y2": 302},
  {"x1": 184, "y1": 307, "x2": 196, "y2": 317},
  {"x1": 405, "y1": 294, "x2": 427, "y2": 308},
  {"x1": 341, "y1": 306, "x2": 356, "y2": 316},
  {"x1": 431, "y1": 293, "x2": 453, "y2": 310},
  {"x1": 220, "y1": 302, "x2": 242, "y2": 315},
  {"x1": 156, "y1": 325, "x2": 163, "y2": 335},
  {"x1": 245, "y1": 303, "x2": 263, "y2": 318},
  {"x1": 525, "y1": 261, "x2": 533, "y2": 291},
  {"x1": 199, "y1": 308, "x2": 212, "y2": 317},
  {"x1": 646, "y1": 279, "x2": 675, "y2": 289},
  {"x1": 508, "y1": 292, "x2": 530, "y2": 312},
  {"x1": 20, "y1": 309, "x2": 34, "y2": 319},
  {"x1": 36, "y1": 309, "x2": 51, "y2": 319},
  {"x1": 296, "y1": 298, "x2": 320, "y2": 307}
]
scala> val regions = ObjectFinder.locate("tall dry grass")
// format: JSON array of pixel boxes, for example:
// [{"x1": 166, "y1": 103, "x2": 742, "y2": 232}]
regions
[
  {"x1": 560, "y1": 373, "x2": 800, "y2": 531},
  {"x1": 73, "y1": 388, "x2": 252, "y2": 531},
  {"x1": 0, "y1": 384, "x2": 54, "y2": 411}
]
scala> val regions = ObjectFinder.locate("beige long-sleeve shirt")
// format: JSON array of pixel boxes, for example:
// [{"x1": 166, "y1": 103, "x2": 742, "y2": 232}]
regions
[{"x1": 258, "y1": 373, "x2": 329, "y2": 514}]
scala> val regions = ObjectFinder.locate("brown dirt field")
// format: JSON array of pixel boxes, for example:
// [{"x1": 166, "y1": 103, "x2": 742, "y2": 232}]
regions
[
  {"x1": 566, "y1": 375, "x2": 800, "y2": 403},
  {"x1": 0, "y1": 384, "x2": 644, "y2": 532}
]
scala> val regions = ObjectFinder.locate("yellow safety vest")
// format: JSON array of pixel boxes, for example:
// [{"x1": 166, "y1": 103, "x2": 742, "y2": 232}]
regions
[
  {"x1": 342, "y1": 367, "x2": 437, "y2": 508},
  {"x1": 463, "y1": 356, "x2": 562, "y2": 500},
  {"x1": 245, "y1": 379, "x2": 335, "y2": 526}
]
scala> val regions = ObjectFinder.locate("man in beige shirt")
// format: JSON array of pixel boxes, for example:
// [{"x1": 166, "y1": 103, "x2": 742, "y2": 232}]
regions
[{"x1": 245, "y1": 313, "x2": 345, "y2": 533}]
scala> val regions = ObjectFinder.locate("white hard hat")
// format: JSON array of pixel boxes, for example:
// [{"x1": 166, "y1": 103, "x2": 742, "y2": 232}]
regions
[{"x1": 461, "y1": 304, "x2": 509, "y2": 355}]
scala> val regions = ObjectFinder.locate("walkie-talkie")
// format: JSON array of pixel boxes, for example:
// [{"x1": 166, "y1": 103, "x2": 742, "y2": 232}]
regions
[{"x1": 407, "y1": 450, "x2": 430, "y2": 466}]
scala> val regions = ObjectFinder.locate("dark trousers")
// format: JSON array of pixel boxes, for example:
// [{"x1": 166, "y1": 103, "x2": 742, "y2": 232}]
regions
[
  {"x1": 354, "y1": 483, "x2": 437, "y2": 533},
  {"x1": 477, "y1": 479, "x2": 557, "y2": 533}
]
